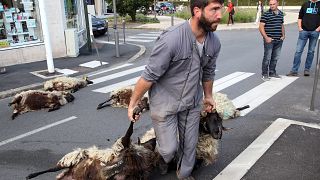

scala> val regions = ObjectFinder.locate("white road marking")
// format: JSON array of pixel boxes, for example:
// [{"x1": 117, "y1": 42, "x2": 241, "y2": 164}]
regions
[
  {"x1": 214, "y1": 72, "x2": 254, "y2": 92},
  {"x1": 92, "y1": 77, "x2": 140, "y2": 93},
  {"x1": 213, "y1": 118, "x2": 320, "y2": 180},
  {"x1": 0, "y1": 116, "x2": 77, "y2": 147},
  {"x1": 128, "y1": 36, "x2": 157, "y2": 39},
  {"x1": 88, "y1": 63, "x2": 132, "y2": 77},
  {"x1": 55, "y1": 68, "x2": 78, "y2": 75},
  {"x1": 124, "y1": 38, "x2": 154, "y2": 43},
  {"x1": 91, "y1": 65, "x2": 145, "y2": 85},
  {"x1": 79, "y1": 60, "x2": 108, "y2": 68},
  {"x1": 232, "y1": 76, "x2": 298, "y2": 116}
]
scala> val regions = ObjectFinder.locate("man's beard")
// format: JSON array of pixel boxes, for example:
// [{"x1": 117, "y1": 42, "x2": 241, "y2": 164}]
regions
[{"x1": 199, "y1": 13, "x2": 219, "y2": 32}]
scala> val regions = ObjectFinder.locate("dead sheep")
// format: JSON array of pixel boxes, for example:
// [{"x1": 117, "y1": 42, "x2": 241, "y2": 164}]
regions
[
  {"x1": 26, "y1": 105, "x2": 157, "y2": 180},
  {"x1": 8, "y1": 90, "x2": 74, "y2": 120},
  {"x1": 97, "y1": 85, "x2": 149, "y2": 110},
  {"x1": 43, "y1": 76, "x2": 93, "y2": 93}
]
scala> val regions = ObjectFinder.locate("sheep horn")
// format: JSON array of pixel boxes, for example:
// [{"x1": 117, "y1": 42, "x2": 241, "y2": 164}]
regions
[{"x1": 121, "y1": 121, "x2": 134, "y2": 148}]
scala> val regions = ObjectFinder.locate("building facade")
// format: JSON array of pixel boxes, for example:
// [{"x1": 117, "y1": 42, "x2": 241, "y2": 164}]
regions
[{"x1": 0, "y1": 0, "x2": 103, "y2": 67}]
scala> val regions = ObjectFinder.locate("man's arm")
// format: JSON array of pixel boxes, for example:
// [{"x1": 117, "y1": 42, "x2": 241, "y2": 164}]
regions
[
  {"x1": 297, "y1": 19, "x2": 303, "y2": 31},
  {"x1": 281, "y1": 24, "x2": 285, "y2": 40},
  {"x1": 259, "y1": 22, "x2": 272, "y2": 43},
  {"x1": 128, "y1": 77, "x2": 153, "y2": 122},
  {"x1": 202, "y1": 80, "x2": 215, "y2": 112}
]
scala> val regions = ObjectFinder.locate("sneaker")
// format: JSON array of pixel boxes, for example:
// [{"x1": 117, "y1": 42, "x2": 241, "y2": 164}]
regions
[
  {"x1": 261, "y1": 75, "x2": 270, "y2": 81},
  {"x1": 286, "y1": 71, "x2": 298, "y2": 76},
  {"x1": 304, "y1": 70, "x2": 310, "y2": 76},
  {"x1": 269, "y1": 73, "x2": 281, "y2": 78}
]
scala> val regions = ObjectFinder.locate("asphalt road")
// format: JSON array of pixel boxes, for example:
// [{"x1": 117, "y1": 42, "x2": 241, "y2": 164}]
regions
[{"x1": 0, "y1": 24, "x2": 319, "y2": 180}]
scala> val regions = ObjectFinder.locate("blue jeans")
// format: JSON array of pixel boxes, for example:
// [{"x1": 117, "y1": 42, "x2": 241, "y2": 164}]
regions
[
  {"x1": 291, "y1": 30, "x2": 320, "y2": 73},
  {"x1": 262, "y1": 40, "x2": 283, "y2": 75}
]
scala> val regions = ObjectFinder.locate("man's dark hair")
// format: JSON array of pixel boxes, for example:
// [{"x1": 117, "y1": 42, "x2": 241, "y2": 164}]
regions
[{"x1": 190, "y1": 0, "x2": 224, "y2": 16}]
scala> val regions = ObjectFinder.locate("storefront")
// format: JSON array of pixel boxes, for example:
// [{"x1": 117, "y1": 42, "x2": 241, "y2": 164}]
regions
[{"x1": 0, "y1": 0, "x2": 88, "y2": 67}]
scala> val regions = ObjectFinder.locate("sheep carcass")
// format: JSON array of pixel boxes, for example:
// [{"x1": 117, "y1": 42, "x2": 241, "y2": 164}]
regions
[
  {"x1": 96, "y1": 86, "x2": 149, "y2": 110},
  {"x1": 8, "y1": 90, "x2": 74, "y2": 120},
  {"x1": 43, "y1": 76, "x2": 93, "y2": 93},
  {"x1": 26, "y1": 106, "x2": 156, "y2": 180}
]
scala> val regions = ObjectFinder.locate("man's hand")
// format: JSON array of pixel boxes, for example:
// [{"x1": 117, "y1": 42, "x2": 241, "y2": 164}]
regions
[
  {"x1": 128, "y1": 104, "x2": 141, "y2": 122},
  {"x1": 316, "y1": 27, "x2": 320, "y2": 32},
  {"x1": 265, "y1": 36, "x2": 273, "y2": 43},
  {"x1": 203, "y1": 97, "x2": 216, "y2": 113},
  {"x1": 280, "y1": 36, "x2": 285, "y2": 41},
  {"x1": 298, "y1": 27, "x2": 303, "y2": 32}
]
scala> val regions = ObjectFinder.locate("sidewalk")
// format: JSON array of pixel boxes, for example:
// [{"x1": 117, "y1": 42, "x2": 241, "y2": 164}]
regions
[
  {"x1": 0, "y1": 10, "x2": 299, "y2": 99},
  {"x1": 0, "y1": 42, "x2": 141, "y2": 99}
]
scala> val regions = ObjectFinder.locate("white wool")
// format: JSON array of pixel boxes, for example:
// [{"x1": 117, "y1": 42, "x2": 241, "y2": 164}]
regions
[
  {"x1": 213, "y1": 92, "x2": 240, "y2": 120},
  {"x1": 57, "y1": 138, "x2": 125, "y2": 168},
  {"x1": 196, "y1": 134, "x2": 219, "y2": 166},
  {"x1": 57, "y1": 148, "x2": 88, "y2": 167},
  {"x1": 140, "y1": 128, "x2": 156, "y2": 143},
  {"x1": 43, "y1": 76, "x2": 86, "y2": 91}
]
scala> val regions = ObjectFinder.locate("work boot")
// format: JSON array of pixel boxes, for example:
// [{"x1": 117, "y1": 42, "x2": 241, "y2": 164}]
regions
[
  {"x1": 286, "y1": 71, "x2": 298, "y2": 77},
  {"x1": 158, "y1": 157, "x2": 168, "y2": 175}
]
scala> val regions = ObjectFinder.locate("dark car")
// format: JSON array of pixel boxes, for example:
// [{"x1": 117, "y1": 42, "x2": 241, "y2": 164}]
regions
[{"x1": 91, "y1": 16, "x2": 108, "y2": 36}]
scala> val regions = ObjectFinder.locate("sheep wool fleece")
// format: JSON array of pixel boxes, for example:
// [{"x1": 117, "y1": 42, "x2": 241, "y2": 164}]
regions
[{"x1": 142, "y1": 21, "x2": 221, "y2": 178}]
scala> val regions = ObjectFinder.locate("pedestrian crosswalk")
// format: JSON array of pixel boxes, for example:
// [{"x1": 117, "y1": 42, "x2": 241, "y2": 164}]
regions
[
  {"x1": 124, "y1": 32, "x2": 161, "y2": 43},
  {"x1": 88, "y1": 64, "x2": 299, "y2": 117}
]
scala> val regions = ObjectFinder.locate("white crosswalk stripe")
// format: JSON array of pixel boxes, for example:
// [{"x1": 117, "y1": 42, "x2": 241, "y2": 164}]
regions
[
  {"x1": 90, "y1": 67, "x2": 299, "y2": 116},
  {"x1": 124, "y1": 32, "x2": 160, "y2": 43}
]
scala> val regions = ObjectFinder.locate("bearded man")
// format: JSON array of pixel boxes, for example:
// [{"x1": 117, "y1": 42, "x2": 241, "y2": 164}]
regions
[{"x1": 128, "y1": 0, "x2": 223, "y2": 179}]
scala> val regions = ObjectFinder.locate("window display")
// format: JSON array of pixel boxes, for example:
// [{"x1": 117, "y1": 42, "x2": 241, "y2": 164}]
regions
[{"x1": 0, "y1": 0, "x2": 42, "y2": 49}]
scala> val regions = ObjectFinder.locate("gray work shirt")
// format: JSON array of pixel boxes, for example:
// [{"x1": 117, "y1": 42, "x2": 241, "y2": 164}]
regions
[{"x1": 142, "y1": 21, "x2": 221, "y2": 117}]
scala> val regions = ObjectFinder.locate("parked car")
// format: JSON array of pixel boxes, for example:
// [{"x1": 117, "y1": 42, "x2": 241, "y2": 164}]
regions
[{"x1": 91, "y1": 16, "x2": 108, "y2": 36}]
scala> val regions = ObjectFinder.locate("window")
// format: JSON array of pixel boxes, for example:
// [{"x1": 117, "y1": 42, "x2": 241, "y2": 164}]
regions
[{"x1": 0, "y1": 0, "x2": 42, "y2": 49}]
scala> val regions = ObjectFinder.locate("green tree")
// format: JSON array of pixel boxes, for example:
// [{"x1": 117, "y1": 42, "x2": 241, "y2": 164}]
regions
[{"x1": 107, "y1": 0, "x2": 153, "y2": 22}]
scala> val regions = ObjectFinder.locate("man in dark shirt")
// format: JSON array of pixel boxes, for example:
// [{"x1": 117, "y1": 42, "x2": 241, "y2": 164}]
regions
[
  {"x1": 287, "y1": 0, "x2": 320, "y2": 76},
  {"x1": 259, "y1": 0, "x2": 285, "y2": 81}
]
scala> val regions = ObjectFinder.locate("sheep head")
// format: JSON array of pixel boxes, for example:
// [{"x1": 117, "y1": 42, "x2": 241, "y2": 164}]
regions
[{"x1": 200, "y1": 111, "x2": 229, "y2": 139}]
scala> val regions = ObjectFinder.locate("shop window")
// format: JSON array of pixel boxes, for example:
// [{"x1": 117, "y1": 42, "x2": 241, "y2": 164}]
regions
[{"x1": 0, "y1": 0, "x2": 42, "y2": 49}]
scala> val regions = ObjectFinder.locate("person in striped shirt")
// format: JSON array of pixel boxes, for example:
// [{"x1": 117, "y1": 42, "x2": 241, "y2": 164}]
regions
[{"x1": 259, "y1": 0, "x2": 285, "y2": 81}]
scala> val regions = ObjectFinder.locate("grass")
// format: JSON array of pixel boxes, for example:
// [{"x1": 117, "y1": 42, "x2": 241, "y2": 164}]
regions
[{"x1": 175, "y1": 8, "x2": 257, "y2": 24}]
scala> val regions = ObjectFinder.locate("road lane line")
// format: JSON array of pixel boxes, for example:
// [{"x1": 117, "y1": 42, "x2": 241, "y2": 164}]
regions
[
  {"x1": 215, "y1": 72, "x2": 254, "y2": 92},
  {"x1": 92, "y1": 77, "x2": 140, "y2": 93},
  {"x1": 88, "y1": 63, "x2": 133, "y2": 77},
  {"x1": 232, "y1": 76, "x2": 298, "y2": 116},
  {"x1": 0, "y1": 116, "x2": 77, "y2": 147},
  {"x1": 213, "y1": 118, "x2": 320, "y2": 180},
  {"x1": 91, "y1": 65, "x2": 145, "y2": 84},
  {"x1": 128, "y1": 36, "x2": 157, "y2": 39},
  {"x1": 124, "y1": 38, "x2": 154, "y2": 43}
]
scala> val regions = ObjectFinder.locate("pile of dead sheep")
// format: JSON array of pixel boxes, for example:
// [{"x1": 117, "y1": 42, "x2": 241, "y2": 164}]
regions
[
  {"x1": 25, "y1": 86, "x2": 249, "y2": 179},
  {"x1": 8, "y1": 76, "x2": 93, "y2": 120}
]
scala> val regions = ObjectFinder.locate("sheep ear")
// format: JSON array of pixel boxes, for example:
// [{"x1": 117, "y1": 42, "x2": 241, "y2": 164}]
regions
[{"x1": 82, "y1": 75, "x2": 88, "y2": 80}]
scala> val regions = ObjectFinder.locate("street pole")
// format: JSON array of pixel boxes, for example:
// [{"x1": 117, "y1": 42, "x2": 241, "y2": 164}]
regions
[
  {"x1": 83, "y1": 0, "x2": 92, "y2": 53},
  {"x1": 113, "y1": 0, "x2": 120, "y2": 57},
  {"x1": 154, "y1": 0, "x2": 156, "y2": 19},
  {"x1": 38, "y1": 0, "x2": 54, "y2": 73},
  {"x1": 171, "y1": 1, "x2": 174, "y2": 26},
  {"x1": 310, "y1": 37, "x2": 320, "y2": 111}
]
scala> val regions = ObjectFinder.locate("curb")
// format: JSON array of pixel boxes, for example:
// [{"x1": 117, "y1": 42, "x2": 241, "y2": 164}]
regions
[{"x1": 0, "y1": 42, "x2": 146, "y2": 100}]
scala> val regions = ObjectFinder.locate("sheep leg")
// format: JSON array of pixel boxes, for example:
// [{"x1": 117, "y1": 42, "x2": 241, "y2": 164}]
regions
[
  {"x1": 8, "y1": 96, "x2": 22, "y2": 106},
  {"x1": 26, "y1": 166, "x2": 68, "y2": 179},
  {"x1": 96, "y1": 100, "x2": 112, "y2": 110},
  {"x1": 48, "y1": 104, "x2": 60, "y2": 112},
  {"x1": 70, "y1": 85, "x2": 80, "y2": 93},
  {"x1": 236, "y1": 105, "x2": 250, "y2": 111},
  {"x1": 11, "y1": 112, "x2": 19, "y2": 120}
]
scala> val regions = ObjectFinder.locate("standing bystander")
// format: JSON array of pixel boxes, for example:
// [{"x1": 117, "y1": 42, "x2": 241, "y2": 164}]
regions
[
  {"x1": 287, "y1": 0, "x2": 320, "y2": 77},
  {"x1": 127, "y1": 0, "x2": 224, "y2": 179},
  {"x1": 226, "y1": 0, "x2": 235, "y2": 25},
  {"x1": 259, "y1": 0, "x2": 285, "y2": 81}
]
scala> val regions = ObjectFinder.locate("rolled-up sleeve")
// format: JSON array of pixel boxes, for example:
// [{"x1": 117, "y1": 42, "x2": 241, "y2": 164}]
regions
[
  {"x1": 141, "y1": 37, "x2": 173, "y2": 82},
  {"x1": 202, "y1": 42, "x2": 221, "y2": 82}
]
